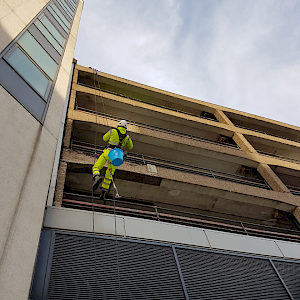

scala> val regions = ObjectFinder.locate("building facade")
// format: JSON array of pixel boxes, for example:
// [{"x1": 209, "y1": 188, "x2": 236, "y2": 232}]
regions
[
  {"x1": 31, "y1": 65, "x2": 300, "y2": 299},
  {"x1": 0, "y1": 0, "x2": 83, "y2": 299}
]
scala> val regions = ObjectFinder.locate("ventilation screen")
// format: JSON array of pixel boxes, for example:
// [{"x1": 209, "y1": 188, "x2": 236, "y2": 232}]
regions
[
  {"x1": 32, "y1": 231, "x2": 300, "y2": 300},
  {"x1": 47, "y1": 233, "x2": 185, "y2": 299},
  {"x1": 175, "y1": 248, "x2": 290, "y2": 300},
  {"x1": 274, "y1": 260, "x2": 300, "y2": 300}
]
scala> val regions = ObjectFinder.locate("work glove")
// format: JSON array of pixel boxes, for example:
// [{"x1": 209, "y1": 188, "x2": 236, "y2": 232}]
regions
[
  {"x1": 92, "y1": 174, "x2": 102, "y2": 191},
  {"x1": 123, "y1": 151, "x2": 128, "y2": 161}
]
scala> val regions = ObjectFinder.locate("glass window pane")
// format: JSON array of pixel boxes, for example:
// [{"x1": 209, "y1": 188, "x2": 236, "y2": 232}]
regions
[
  {"x1": 7, "y1": 48, "x2": 49, "y2": 97},
  {"x1": 48, "y1": 7, "x2": 69, "y2": 33},
  {"x1": 40, "y1": 15, "x2": 64, "y2": 46},
  {"x1": 61, "y1": 0, "x2": 74, "y2": 14},
  {"x1": 51, "y1": 3, "x2": 70, "y2": 27},
  {"x1": 65, "y1": 0, "x2": 76, "y2": 11},
  {"x1": 18, "y1": 31, "x2": 57, "y2": 80},
  {"x1": 34, "y1": 19, "x2": 63, "y2": 54},
  {"x1": 57, "y1": 0, "x2": 73, "y2": 19}
]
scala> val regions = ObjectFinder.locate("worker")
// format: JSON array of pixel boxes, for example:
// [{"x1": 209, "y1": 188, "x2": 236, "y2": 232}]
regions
[{"x1": 92, "y1": 120, "x2": 133, "y2": 200}]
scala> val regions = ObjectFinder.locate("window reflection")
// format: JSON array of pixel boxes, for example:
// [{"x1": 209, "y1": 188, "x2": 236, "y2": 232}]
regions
[
  {"x1": 40, "y1": 15, "x2": 64, "y2": 46},
  {"x1": 7, "y1": 48, "x2": 49, "y2": 97},
  {"x1": 57, "y1": 0, "x2": 73, "y2": 18},
  {"x1": 48, "y1": 6, "x2": 68, "y2": 33},
  {"x1": 51, "y1": 3, "x2": 70, "y2": 27},
  {"x1": 34, "y1": 19, "x2": 63, "y2": 54},
  {"x1": 18, "y1": 31, "x2": 58, "y2": 80}
]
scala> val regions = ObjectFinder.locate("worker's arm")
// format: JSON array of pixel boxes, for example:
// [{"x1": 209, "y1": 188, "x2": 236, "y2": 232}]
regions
[
  {"x1": 126, "y1": 135, "x2": 133, "y2": 150},
  {"x1": 103, "y1": 129, "x2": 112, "y2": 142}
]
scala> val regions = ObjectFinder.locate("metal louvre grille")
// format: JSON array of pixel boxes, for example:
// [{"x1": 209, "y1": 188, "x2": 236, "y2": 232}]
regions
[
  {"x1": 273, "y1": 260, "x2": 300, "y2": 300},
  {"x1": 47, "y1": 233, "x2": 185, "y2": 299},
  {"x1": 175, "y1": 248, "x2": 290, "y2": 300}
]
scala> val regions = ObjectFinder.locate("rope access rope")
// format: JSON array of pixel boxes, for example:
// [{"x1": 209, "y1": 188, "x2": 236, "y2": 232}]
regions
[{"x1": 92, "y1": 68, "x2": 122, "y2": 299}]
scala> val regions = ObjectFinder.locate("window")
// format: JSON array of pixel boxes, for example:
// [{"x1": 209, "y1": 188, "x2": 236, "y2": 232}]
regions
[
  {"x1": 0, "y1": 0, "x2": 79, "y2": 122},
  {"x1": 6, "y1": 47, "x2": 50, "y2": 97},
  {"x1": 34, "y1": 19, "x2": 63, "y2": 54},
  {"x1": 57, "y1": 0, "x2": 73, "y2": 19},
  {"x1": 50, "y1": 3, "x2": 70, "y2": 28},
  {"x1": 47, "y1": 6, "x2": 69, "y2": 33},
  {"x1": 18, "y1": 31, "x2": 57, "y2": 80},
  {"x1": 40, "y1": 14, "x2": 64, "y2": 46}
]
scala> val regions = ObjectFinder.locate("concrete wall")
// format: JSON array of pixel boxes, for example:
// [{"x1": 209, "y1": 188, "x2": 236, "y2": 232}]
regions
[{"x1": 0, "y1": 1, "x2": 83, "y2": 299}]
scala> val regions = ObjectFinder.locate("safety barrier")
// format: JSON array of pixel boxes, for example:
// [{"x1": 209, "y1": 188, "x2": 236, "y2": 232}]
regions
[
  {"x1": 70, "y1": 140, "x2": 270, "y2": 190},
  {"x1": 61, "y1": 192, "x2": 300, "y2": 243},
  {"x1": 77, "y1": 82, "x2": 219, "y2": 122}
]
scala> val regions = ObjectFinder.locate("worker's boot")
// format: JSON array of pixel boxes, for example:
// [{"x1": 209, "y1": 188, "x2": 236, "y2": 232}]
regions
[
  {"x1": 99, "y1": 189, "x2": 108, "y2": 202},
  {"x1": 92, "y1": 175, "x2": 102, "y2": 191}
]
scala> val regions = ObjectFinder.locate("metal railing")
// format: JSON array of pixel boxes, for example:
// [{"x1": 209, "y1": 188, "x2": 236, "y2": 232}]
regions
[
  {"x1": 286, "y1": 185, "x2": 300, "y2": 196},
  {"x1": 235, "y1": 123, "x2": 300, "y2": 144},
  {"x1": 70, "y1": 140, "x2": 270, "y2": 190},
  {"x1": 77, "y1": 82, "x2": 219, "y2": 122},
  {"x1": 61, "y1": 192, "x2": 300, "y2": 243},
  {"x1": 74, "y1": 105, "x2": 238, "y2": 149},
  {"x1": 257, "y1": 150, "x2": 300, "y2": 165}
]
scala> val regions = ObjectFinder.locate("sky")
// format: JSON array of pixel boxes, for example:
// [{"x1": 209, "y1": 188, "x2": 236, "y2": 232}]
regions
[{"x1": 74, "y1": 0, "x2": 300, "y2": 127}]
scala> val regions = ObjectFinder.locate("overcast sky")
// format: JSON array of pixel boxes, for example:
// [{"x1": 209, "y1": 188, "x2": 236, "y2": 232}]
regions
[{"x1": 74, "y1": 0, "x2": 300, "y2": 127}]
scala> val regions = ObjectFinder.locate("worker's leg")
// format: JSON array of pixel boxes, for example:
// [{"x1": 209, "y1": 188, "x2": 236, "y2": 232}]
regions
[
  {"x1": 101, "y1": 162, "x2": 117, "y2": 191},
  {"x1": 92, "y1": 149, "x2": 110, "y2": 176}
]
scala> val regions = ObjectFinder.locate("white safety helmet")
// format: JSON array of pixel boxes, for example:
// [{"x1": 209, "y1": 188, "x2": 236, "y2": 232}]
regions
[{"x1": 118, "y1": 120, "x2": 127, "y2": 129}]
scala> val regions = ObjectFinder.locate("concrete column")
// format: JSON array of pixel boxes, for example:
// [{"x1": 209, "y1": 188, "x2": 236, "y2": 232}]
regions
[
  {"x1": 72, "y1": 66, "x2": 79, "y2": 84},
  {"x1": 68, "y1": 89, "x2": 77, "y2": 111},
  {"x1": 257, "y1": 164, "x2": 290, "y2": 193},
  {"x1": 53, "y1": 162, "x2": 68, "y2": 207},
  {"x1": 214, "y1": 109, "x2": 234, "y2": 126},
  {"x1": 292, "y1": 207, "x2": 300, "y2": 224},
  {"x1": 233, "y1": 132, "x2": 257, "y2": 153},
  {"x1": 63, "y1": 119, "x2": 73, "y2": 148}
]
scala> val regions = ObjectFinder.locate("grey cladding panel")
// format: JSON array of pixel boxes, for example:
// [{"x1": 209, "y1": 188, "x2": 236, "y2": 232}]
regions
[
  {"x1": 274, "y1": 260, "x2": 300, "y2": 300},
  {"x1": 47, "y1": 233, "x2": 185, "y2": 300},
  {"x1": 176, "y1": 248, "x2": 290, "y2": 300}
]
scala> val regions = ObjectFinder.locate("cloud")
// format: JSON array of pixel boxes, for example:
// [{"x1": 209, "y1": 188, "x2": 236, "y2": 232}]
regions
[{"x1": 75, "y1": 0, "x2": 300, "y2": 127}]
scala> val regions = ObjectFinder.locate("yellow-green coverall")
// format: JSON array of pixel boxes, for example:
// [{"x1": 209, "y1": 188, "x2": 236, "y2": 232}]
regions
[{"x1": 92, "y1": 126, "x2": 133, "y2": 191}]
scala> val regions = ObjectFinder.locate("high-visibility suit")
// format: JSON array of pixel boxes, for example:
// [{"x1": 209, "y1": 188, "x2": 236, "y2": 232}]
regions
[{"x1": 92, "y1": 126, "x2": 133, "y2": 192}]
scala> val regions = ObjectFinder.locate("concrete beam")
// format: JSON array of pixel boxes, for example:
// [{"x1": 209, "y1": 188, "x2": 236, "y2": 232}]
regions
[
  {"x1": 76, "y1": 65, "x2": 300, "y2": 135},
  {"x1": 292, "y1": 207, "x2": 300, "y2": 224},
  {"x1": 257, "y1": 164, "x2": 290, "y2": 193},
  {"x1": 73, "y1": 83, "x2": 300, "y2": 149},
  {"x1": 61, "y1": 149, "x2": 300, "y2": 210}
]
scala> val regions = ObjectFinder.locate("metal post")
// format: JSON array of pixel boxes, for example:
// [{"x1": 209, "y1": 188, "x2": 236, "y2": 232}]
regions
[
  {"x1": 240, "y1": 222, "x2": 249, "y2": 235},
  {"x1": 154, "y1": 206, "x2": 160, "y2": 221},
  {"x1": 172, "y1": 246, "x2": 190, "y2": 300},
  {"x1": 269, "y1": 259, "x2": 295, "y2": 300},
  {"x1": 142, "y1": 154, "x2": 146, "y2": 165}
]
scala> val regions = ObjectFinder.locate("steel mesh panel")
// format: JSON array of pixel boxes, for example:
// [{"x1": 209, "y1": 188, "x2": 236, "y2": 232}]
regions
[
  {"x1": 47, "y1": 233, "x2": 185, "y2": 299},
  {"x1": 273, "y1": 260, "x2": 300, "y2": 300},
  {"x1": 176, "y1": 248, "x2": 290, "y2": 300}
]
